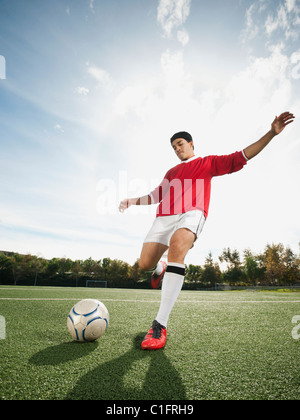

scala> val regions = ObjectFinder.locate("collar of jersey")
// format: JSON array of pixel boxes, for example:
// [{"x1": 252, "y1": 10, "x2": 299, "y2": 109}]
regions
[{"x1": 180, "y1": 155, "x2": 198, "y2": 164}]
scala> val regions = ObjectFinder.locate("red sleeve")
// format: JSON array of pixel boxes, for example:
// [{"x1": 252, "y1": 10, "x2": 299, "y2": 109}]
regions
[
  {"x1": 209, "y1": 151, "x2": 247, "y2": 177},
  {"x1": 150, "y1": 171, "x2": 171, "y2": 204}
]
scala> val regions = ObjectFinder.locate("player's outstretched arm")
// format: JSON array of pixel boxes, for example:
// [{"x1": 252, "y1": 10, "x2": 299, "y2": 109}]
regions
[
  {"x1": 119, "y1": 195, "x2": 152, "y2": 213},
  {"x1": 243, "y1": 112, "x2": 295, "y2": 160}
]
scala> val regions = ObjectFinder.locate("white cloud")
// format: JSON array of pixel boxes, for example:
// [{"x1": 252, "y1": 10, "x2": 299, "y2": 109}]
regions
[
  {"x1": 286, "y1": 0, "x2": 297, "y2": 13},
  {"x1": 243, "y1": 3, "x2": 259, "y2": 42},
  {"x1": 242, "y1": 0, "x2": 300, "y2": 43},
  {"x1": 264, "y1": 0, "x2": 300, "y2": 40},
  {"x1": 115, "y1": 84, "x2": 151, "y2": 117},
  {"x1": 265, "y1": 4, "x2": 289, "y2": 36},
  {"x1": 241, "y1": 0, "x2": 273, "y2": 43},
  {"x1": 177, "y1": 29, "x2": 190, "y2": 47},
  {"x1": 114, "y1": 39, "x2": 294, "y2": 156},
  {"x1": 214, "y1": 44, "x2": 292, "y2": 144},
  {"x1": 157, "y1": 0, "x2": 191, "y2": 44},
  {"x1": 75, "y1": 86, "x2": 89, "y2": 96},
  {"x1": 89, "y1": 0, "x2": 95, "y2": 14},
  {"x1": 54, "y1": 124, "x2": 64, "y2": 133},
  {"x1": 87, "y1": 64, "x2": 113, "y2": 89},
  {"x1": 161, "y1": 49, "x2": 187, "y2": 86},
  {"x1": 290, "y1": 48, "x2": 300, "y2": 79},
  {"x1": 114, "y1": 49, "x2": 194, "y2": 123}
]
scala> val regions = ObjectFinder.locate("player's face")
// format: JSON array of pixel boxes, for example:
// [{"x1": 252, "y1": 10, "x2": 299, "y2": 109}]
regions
[{"x1": 171, "y1": 138, "x2": 195, "y2": 161}]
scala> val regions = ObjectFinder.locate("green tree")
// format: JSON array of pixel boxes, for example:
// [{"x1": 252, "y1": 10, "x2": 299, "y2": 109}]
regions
[
  {"x1": 243, "y1": 249, "x2": 265, "y2": 285},
  {"x1": 260, "y1": 243, "x2": 286, "y2": 285},
  {"x1": 28, "y1": 255, "x2": 47, "y2": 286},
  {"x1": 201, "y1": 252, "x2": 221, "y2": 286},
  {"x1": 10, "y1": 253, "x2": 24, "y2": 285},
  {"x1": 46, "y1": 258, "x2": 61, "y2": 278},
  {"x1": 82, "y1": 257, "x2": 97, "y2": 277},
  {"x1": 130, "y1": 260, "x2": 143, "y2": 283},
  {"x1": 282, "y1": 246, "x2": 300, "y2": 284},
  {"x1": 0, "y1": 253, "x2": 13, "y2": 283},
  {"x1": 72, "y1": 260, "x2": 83, "y2": 287},
  {"x1": 219, "y1": 248, "x2": 244, "y2": 285},
  {"x1": 185, "y1": 264, "x2": 203, "y2": 282}
]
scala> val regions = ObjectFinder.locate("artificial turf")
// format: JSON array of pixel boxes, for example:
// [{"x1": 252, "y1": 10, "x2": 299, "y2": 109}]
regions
[{"x1": 0, "y1": 286, "x2": 299, "y2": 400}]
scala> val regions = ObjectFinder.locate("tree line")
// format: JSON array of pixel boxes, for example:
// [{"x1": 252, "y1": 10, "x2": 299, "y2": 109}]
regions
[{"x1": 0, "y1": 242, "x2": 299, "y2": 289}]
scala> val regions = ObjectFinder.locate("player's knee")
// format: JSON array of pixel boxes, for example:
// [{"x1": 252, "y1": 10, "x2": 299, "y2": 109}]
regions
[
  {"x1": 169, "y1": 240, "x2": 184, "y2": 258},
  {"x1": 169, "y1": 229, "x2": 195, "y2": 262},
  {"x1": 168, "y1": 241, "x2": 188, "y2": 263}
]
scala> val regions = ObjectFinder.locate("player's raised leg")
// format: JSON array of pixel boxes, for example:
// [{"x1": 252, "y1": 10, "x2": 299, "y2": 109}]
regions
[
  {"x1": 139, "y1": 242, "x2": 168, "y2": 289},
  {"x1": 139, "y1": 242, "x2": 168, "y2": 271}
]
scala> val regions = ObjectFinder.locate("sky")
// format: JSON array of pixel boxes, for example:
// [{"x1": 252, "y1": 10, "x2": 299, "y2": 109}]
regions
[{"x1": 0, "y1": 0, "x2": 299, "y2": 266}]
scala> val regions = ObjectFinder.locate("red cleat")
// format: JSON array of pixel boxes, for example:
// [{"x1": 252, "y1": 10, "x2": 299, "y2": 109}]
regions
[
  {"x1": 141, "y1": 320, "x2": 167, "y2": 350},
  {"x1": 151, "y1": 261, "x2": 167, "y2": 289}
]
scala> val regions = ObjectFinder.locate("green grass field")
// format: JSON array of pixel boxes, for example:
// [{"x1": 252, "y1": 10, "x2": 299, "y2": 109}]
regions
[{"x1": 0, "y1": 286, "x2": 299, "y2": 400}]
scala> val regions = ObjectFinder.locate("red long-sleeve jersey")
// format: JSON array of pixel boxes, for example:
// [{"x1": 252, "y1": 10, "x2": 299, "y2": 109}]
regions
[{"x1": 150, "y1": 151, "x2": 248, "y2": 218}]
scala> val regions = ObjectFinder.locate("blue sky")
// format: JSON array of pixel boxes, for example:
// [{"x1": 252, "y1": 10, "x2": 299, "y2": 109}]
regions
[{"x1": 0, "y1": 0, "x2": 299, "y2": 265}]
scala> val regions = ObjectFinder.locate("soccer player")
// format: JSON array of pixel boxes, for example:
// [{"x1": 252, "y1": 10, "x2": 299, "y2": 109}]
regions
[{"x1": 119, "y1": 112, "x2": 295, "y2": 350}]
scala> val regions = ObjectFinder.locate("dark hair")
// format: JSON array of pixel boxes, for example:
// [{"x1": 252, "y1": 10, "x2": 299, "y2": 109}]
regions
[{"x1": 170, "y1": 131, "x2": 193, "y2": 144}]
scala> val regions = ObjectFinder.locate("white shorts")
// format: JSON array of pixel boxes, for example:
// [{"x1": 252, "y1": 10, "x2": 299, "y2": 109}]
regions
[{"x1": 143, "y1": 210, "x2": 206, "y2": 247}]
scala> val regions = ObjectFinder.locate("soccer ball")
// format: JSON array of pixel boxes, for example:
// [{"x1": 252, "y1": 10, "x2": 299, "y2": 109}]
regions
[{"x1": 67, "y1": 299, "x2": 109, "y2": 342}]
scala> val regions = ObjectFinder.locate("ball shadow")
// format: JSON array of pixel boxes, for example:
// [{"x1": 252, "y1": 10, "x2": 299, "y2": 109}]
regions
[{"x1": 29, "y1": 341, "x2": 99, "y2": 366}]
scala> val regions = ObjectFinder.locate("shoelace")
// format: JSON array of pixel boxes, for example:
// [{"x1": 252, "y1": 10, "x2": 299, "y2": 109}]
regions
[{"x1": 151, "y1": 322, "x2": 164, "y2": 339}]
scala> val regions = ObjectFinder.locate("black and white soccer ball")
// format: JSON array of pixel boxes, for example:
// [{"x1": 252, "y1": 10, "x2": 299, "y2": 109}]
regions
[{"x1": 67, "y1": 299, "x2": 109, "y2": 342}]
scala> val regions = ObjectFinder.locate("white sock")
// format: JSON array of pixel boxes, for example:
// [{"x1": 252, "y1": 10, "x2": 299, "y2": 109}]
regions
[
  {"x1": 155, "y1": 263, "x2": 185, "y2": 328},
  {"x1": 154, "y1": 261, "x2": 164, "y2": 276}
]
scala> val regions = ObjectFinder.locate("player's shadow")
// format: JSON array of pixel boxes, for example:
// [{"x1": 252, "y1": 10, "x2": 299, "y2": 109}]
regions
[
  {"x1": 29, "y1": 341, "x2": 99, "y2": 365},
  {"x1": 65, "y1": 332, "x2": 187, "y2": 400}
]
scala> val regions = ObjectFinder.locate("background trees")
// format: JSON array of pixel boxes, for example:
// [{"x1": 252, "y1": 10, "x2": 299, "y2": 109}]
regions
[{"x1": 0, "y1": 243, "x2": 299, "y2": 288}]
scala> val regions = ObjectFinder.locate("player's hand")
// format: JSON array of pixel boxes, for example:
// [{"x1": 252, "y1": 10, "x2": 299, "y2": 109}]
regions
[
  {"x1": 271, "y1": 112, "x2": 295, "y2": 135},
  {"x1": 119, "y1": 198, "x2": 132, "y2": 213}
]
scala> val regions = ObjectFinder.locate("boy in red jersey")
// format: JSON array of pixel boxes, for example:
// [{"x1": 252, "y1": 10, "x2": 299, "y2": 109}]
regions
[{"x1": 119, "y1": 112, "x2": 294, "y2": 350}]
